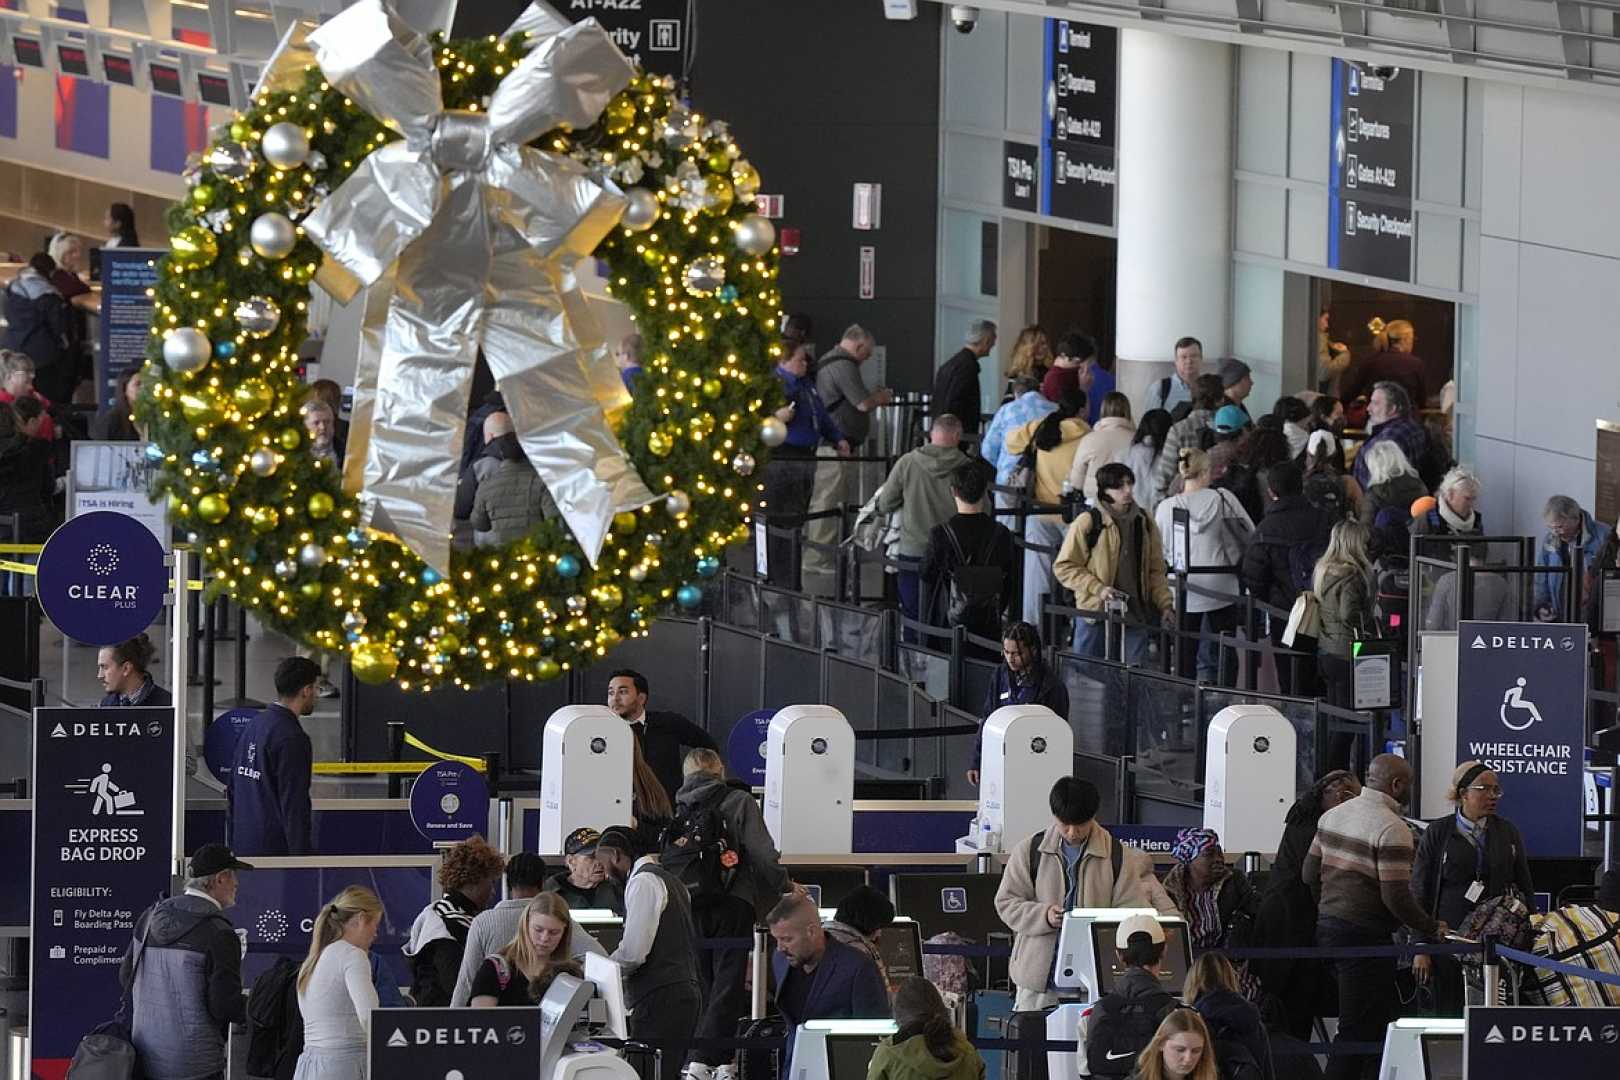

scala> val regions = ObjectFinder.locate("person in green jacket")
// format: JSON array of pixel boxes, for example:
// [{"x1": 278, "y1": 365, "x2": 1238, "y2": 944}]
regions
[
  {"x1": 1313, "y1": 518, "x2": 1377, "y2": 766},
  {"x1": 866, "y1": 977, "x2": 985, "y2": 1080},
  {"x1": 874, "y1": 415, "x2": 972, "y2": 619}
]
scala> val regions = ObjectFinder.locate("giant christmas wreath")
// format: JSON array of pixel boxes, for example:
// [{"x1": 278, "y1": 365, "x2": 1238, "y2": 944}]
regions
[{"x1": 139, "y1": 5, "x2": 783, "y2": 690}]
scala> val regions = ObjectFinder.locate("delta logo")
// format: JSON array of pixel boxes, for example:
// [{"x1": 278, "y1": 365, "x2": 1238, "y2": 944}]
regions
[{"x1": 385, "y1": 1025, "x2": 524, "y2": 1047}]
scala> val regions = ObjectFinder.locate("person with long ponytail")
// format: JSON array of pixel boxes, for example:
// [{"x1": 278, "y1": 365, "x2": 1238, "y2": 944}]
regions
[
  {"x1": 866, "y1": 976, "x2": 985, "y2": 1080},
  {"x1": 294, "y1": 887, "x2": 383, "y2": 1080}
]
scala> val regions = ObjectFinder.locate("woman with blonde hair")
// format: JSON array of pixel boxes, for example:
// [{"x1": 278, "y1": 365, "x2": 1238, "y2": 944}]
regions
[
  {"x1": 1003, "y1": 325, "x2": 1052, "y2": 391},
  {"x1": 469, "y1": 893, "x2": 584, "y2": 1006},
  {"x1": 1129, "y1": 1008, "x2": 1219, "y2": 1080},
  {"x1": 1181, "y1": 954, "x2": 1273, "y2": 1080},
  {"x1": 1314, "y1": 520, "x2": 1377, "y2": 763},
  {"x1": 295, "y1": 887, "x2": 383, "y2": 1080}
]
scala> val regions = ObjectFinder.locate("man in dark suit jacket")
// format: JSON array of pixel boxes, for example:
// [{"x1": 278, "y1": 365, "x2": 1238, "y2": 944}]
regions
[
  {"x1": 606, "y1": 669, "x2": 719, "y2": 805},
  {"x1": 769, "y1": 894, "x2": 891, "y2": 1071},
  {"x1": 930, "y1": 319, "x2": 997, "y2": 437}
]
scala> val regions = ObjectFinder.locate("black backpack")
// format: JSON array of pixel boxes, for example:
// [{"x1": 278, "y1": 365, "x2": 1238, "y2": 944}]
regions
[
  {"x1": 944, "y1": 523, "x2": 1006, "y2": 631},
  {"x1": 245, "y1": 956, "x2": 304, "y2": 1080},
  {"x1": 661, "y1": 784, "x2": 745, "y2": 904},
  {"x1": 1286, "y1": 533, "x2": 1328, "y2": 595},
  {"x1": 1200, "y1": 1012, "x2": 1267, "y2": 1080},
  {"x1": 1084, "y1": 988, "x2": 1178, "y2": 1077}
]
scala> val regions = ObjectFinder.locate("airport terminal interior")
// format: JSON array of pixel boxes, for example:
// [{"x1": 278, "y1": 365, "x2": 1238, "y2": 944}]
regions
[{"x1": 3, "y1": 2, "x2": 1620, "y2": 1080}]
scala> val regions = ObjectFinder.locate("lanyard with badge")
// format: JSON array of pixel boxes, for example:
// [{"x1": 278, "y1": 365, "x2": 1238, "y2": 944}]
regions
[{"x1": 1463, "y1": 818, "x2": 1488, "y2": 905}]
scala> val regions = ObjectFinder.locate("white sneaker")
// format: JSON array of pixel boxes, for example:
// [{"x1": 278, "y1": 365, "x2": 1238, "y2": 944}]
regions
[{"x1": 683, "y1": 1064, "x2": 715, "y2": 1080}]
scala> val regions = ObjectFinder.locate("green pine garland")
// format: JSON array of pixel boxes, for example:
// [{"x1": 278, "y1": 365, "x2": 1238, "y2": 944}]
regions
[{"x1": 139, "y1": 32, "x2": 782, "y2": 690}]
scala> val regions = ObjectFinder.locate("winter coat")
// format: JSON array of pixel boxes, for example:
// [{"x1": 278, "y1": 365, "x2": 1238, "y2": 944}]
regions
[
  {"x1": 123, "y1": 894, "x2": 243, "y2": 1080},
  {"x1": 1193, "y1": 987, "x2": 1275, "y2": 1080},
  {"x1": 981, "y1": 392, "x2": 1057, "y2": 484},
  {"x1": 1155, "y1": 408, "x2": 1214, "y2": 494},
  {"x1": 876, "y1": 443, "x2": 972, "y2": 558},
  {"x1": 1316, "y1": 566, "x2": 1373, "y2": 659},
  {"x1": 1, "y1": 267, "x2": 69, "y2": 374},
  {"x1": 995, "y1": 823, "x2": 1175, "y2": 993},
  {"x1": 1052, "y1": 505, "x2": 1173, "y2": 616},
  {"x1": 1154, "y1": 487, "x2": 1253, "y2": 613},
  {"x1": 1162, "y1": 864, "x2": 1260, "y2": 952},
  {"x1": 544, "y1": 870, "x2": 625, "y2": 915},
  {"x1": 1409, "y1": 505, "x2": 1484, "y2": 540},
  {"x1": 1066, "y1": 416, "x2": 1136, "y2": 502},
  {"x1": 1004, "y1": 415, "x2": 1090, "y2": 506},
  {"x1": 0, "y1": 433, "x2": 57, "y2": 541},
  {"x1": 672, "y1": 772, "x2": 791, "y2": 916},
  {"x1": 470, "y1": 435, "x2": 557, "y2": 547},
  {"x1": 1241, "y1": 494, "x2": 1331, "y2": 612},
  {"x1": 1358, "y1": 474, "x2": 1428, "y2": 554},
  {"x1": 867, "y1": 1032, "x2": 987, "y2": 1080},
  {"x1": 920, "y1": 513, "x2": 1016, "y2": 638},
  {"x1": 932, "y1": 348, "x2": 984, "y2": 434},
  {"x1": 1411, "y1": 813, "x2": 1534, "y2": 930},
  {"x1": 401, "y1": 890, "x2": 480, "y2": 1007},
  {"x1": 1352, "y1": 416, "x2": 1434, "y2": 489},
  {"x1": 1535, "y1": 510, "x2": 1614, "y2": 617}
]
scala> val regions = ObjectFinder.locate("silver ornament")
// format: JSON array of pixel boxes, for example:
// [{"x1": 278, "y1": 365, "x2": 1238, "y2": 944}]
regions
[
  {"x1": 665, "y1": 489, "x2": 692, "y2": 516},
  {"x1": 299, "y1": 542, "x2": 327, "y2": 569},
  {"x1": 760, "y1": 416, "x2": 788, "y2": 448},
  {"x1": 732, "y1": 452, "x2": 756, "y2": 476},
  {"x1": 734, "y1": 213, "x2": 776, "y2": 256},
  {"x1": 645, "y1": 532, "x2": 665, "y2": 548},
  {"x1": 261, "y1": 122, "x2": 310, "y2": 170},
  {"x1": 683, "y1": 256, "x2": 725, "y2": 296},
  {"x1": 628, "y1": 564, "x2": 648, "y2": 583},
  {"x1": 216, "y1": 471, "x2": 238, "y2": 492},
  {"x1": 249, "y1": 212, "x2": 296, "y2": 260},
  {"x1": 235, "y1": 295, "x2": 282, "y2": 338},
  {"x1": 274, "y1": 559, "x2": 298, "y2": 582},
  {"x1": 202, "y1": 209, "x2": 232, "y2": 234},
  {"x1": 660, "y1": 105, "x2": 699, "y2": 148},
  {"x1": 307, "y1": 150, "x2": 328, "y2": 172},
  {"x1": 341, "y1": 609, "x2": 366, "y2": 633},
  {"x1": 622, "y1": 187, "x2": 659, "y2": 232},
  {"x1": 566, "y1": 594, "x2": 589, "y2": 615},
  {"x1": 249, "y1": 449, "x2": 279, "y2": 477},
  {"x1": 162, "y1": 327, "x2": 212, "y2": 374},
  {"x1": 205, "y1": 141, "x2": 257, "y2": 182}
]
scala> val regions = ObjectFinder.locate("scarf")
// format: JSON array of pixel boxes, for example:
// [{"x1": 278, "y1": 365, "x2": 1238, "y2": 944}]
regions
[{"x1": 1437, "y1": 496, "x2": 1476, "y2": 534}]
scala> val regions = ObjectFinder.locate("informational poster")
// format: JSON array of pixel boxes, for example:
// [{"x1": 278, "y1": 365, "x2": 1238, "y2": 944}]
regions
[
  {"x1": 1041, "y1": 18, "x2": 1119, "y2": 227},
  {"x1": 68, "y1": 441, "x2": 170, "y2": 551},
  {"x1": 1352, "y1": 639, "x2": 1397, "y2": 710},
  {"x1": 95, "y1": 248, "x2": 162, "y2": 409},
  {"x1": 370, "y1": 1007, "x2": 546, "y2": 1079},
  {"x1": 1466, "y1": 1006, "x2": 1620, "y2": 1075},
  {"x1": 1328, "y1": 60, "x2": 1416, "y2": 282},
  {"x1": 1003, "y1": 140, "x2": 1039, "y2": 214},
  {"x1": 36, "y1": 510, "x2": 169, "y2": 646},
  {"x1": 1170, "y1": 508, "x2": 1190, "y2": 574},
  {"x1": 29, "y1": 706, "x2": 176, "y2": 1080},
  {"x1": 408, "y1": 761, "x2": 490, "y2": 845},
  {"x1": 1455, "y1": 621, "x2": 1587, "y2": 856}
]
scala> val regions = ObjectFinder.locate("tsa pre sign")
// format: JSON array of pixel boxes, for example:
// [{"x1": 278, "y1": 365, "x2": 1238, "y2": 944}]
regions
[
  {"x1": 409, "y1": 761, "x2": 490, "y2": 844},
  {"x1": 30, "y1": 706, "x2": 176, "y2": 1079},
  {"x1": 1456, "y1": 621, "x2": 1586, "y2": 856}
]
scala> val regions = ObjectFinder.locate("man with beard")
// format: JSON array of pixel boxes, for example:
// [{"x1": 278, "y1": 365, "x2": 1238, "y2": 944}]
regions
[{"x1": 768, "y1": 894, "x2": 890, "y2": 1071}]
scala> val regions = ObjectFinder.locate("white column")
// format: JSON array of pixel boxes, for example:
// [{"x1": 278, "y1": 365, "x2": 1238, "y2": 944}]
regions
[{"x1": 1113, "y1": 30, "x2": 1235, "y2": 406}]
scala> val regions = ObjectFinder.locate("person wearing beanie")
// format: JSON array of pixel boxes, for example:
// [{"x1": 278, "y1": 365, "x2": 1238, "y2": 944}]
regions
[{"x1": 1219, "y1": 359, "x2": 1253, "y2": 421}]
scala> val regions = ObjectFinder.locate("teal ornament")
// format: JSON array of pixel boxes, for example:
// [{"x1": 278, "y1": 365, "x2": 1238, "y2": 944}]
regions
[
  {"x1": 421, "y1": 567, "x2": 441, "y2": 585},
  {"x1": 695, "y1": 556, "x2": 720, "y2": 578},
  {"x1": 556, "y1": 554, "x2": 581, "y2": 578},
  {"x1": 214, "y1": 340, "x2": 237, "y2": 359},
  {"x1": 719, "y1": 284, "x2": 739, "y2": 303},
  {"x1": 144, "y1": 443, "x2": 164, "y2": 462},
  {"x1": 676, "y1": 584, "x2": 703, "y2": 609},
  {"x1": 347, "y1": 528, "x2": 370, "y2": 550},
  {"x1": 191, "y1": 450, "x2": 218, "y2": 471}
]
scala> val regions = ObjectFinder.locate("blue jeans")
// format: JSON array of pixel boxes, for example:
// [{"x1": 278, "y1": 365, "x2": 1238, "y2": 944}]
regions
[
  {"x1": 1072, "y1": 618, "x2": 1153, "y2": 665},
  {"x1": 896, "y1": 568, "x2": 921, "y2": 621}
]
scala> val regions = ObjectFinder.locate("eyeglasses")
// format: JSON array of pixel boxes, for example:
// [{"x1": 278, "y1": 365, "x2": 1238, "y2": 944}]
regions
[{"x1": 1468, "y1": 784, "x2": 1504, "y2": 797}]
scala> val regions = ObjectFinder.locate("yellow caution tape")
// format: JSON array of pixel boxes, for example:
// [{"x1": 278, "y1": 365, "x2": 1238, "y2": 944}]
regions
[
  {"x1": 0, "y1": 544, "x2": 43, "y2": 553},
  {"x1": 0, "y1": 559, "x2": 205, "y2": 590},
  {"x1": 403, "y1": 732, "x2": 486, "y2": 768}
]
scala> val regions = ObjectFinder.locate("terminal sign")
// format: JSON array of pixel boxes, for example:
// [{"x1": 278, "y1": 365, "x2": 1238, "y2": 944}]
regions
[
  {"x1": 1003, "y1": 141, "x2": 1039, "y2": 214},
  {"x1": 1041, "y1": 18, "x2": 1118, "y2": 227},
  {"x1": 1328, "y1": 60, "x2": 1416, "y2": 282}
]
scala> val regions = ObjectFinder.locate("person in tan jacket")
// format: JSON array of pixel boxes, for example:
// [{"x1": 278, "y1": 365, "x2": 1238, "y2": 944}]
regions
[
  {"x1": 1052, "y1": 462, "x2": 1174, "y2": 663},
  {"x1": 994, "y1": 777, "x2": 1175, "y2": 1009}
]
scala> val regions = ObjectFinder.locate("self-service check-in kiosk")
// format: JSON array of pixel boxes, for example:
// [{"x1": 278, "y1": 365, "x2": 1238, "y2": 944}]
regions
[
  {"x1": 540, "y1": 706, "x2": 631, "y2": 854},
  {"x1": 765, "y1": 705, "x2": 855, "y2": 854},
  {"x1": 788, "y1": 1019, "x2": 900, "y2": 1080},
  {"x1": 1046, "y1": 911, "x2": 1191, "y2": 1080},
  {"x1": 1377, "y1": 1018, "x2": 1463, "y2": 1080},
  {"x1": 1203, "y1": 704, "x2": 1295, "y2": 854},
  {"x1": 545, "y1": 953, "x2": 636, "y2": 1080},
  {"x1": 957, "y1": 705, "x2": 1072, "y2": 854}
]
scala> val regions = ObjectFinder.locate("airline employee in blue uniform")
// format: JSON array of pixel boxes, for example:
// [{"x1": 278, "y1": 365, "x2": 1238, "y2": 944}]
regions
[{"x1": 227, "y1": 656, "x2": 321, "y2": 856}]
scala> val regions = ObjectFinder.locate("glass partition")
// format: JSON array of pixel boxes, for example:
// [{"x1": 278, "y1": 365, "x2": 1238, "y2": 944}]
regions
[
  {"x1": 827, "y1": 653, "x2": 881, "y2": 767},
  {"x1": 898, "y1": 641, "x2": 950, "y2": 703},
  {"x1": 721, "y1": 572, "x2": 761, "y2": 632},
  {"x1": 1055, "y1": 652, "x2": 1129, "y2": 758},
  {"x1": 1128, "y1": 670, "x2": 1201, "y2": 799},
  {"x1": 708, "y1": 624, "x2": 764, "y2": 726},
  {"x1": 817, "y1": 598, "x2": 885, "y2": 660},
  {"x1": 873, "y1": 670, "x2": 915, "y2": 776},
  {"x1": 760, "y1": 584, "x2": 817, "y2": 646},
  {"x1": 763, "y1": 636, "x2": 822, "y2": 712},
  {"x1": 1199, "y1": 687, "x2": 1320, "y2": 794}
]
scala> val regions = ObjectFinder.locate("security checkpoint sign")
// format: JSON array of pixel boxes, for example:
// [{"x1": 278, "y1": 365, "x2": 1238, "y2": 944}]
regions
[
  {"x1": 1456, "y1": 621, "x2": 1587, "y2": 857},
  {"x1": 408, "y1": 761, "x2": 490, "y2": 845},
  {"x1": 36, "y1": 510, "x2": 168, "y2": 646},
  {"x1": 29, "y1": 706, "x2": 176, "y2": 1080},
  {"x1": 1465, "y1": 1005, "x2": 1620, "y2": 1075},
  {"x1": 369, "y1": 1006, "x2": 546, "y2": 1079},
  {"x1": 727, "y1": 709, "x2": 775, "y2": 785}
]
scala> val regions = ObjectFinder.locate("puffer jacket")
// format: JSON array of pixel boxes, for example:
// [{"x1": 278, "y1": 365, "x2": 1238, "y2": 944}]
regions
[
  {"x1": 994, "y1": 823, "x2": 1175, "y2": 993},
  {"x1": 1004, "y1": 415, "x2": 1089, "y2": 505},
  {"x1": 123, "y1": 895, "x2": 244, "y2": 1080},
  {"x1": 0, "y1": 267, "x2": 69, "y2": 373},
  {"x1": 1241, "y1": 494, "x2": 1330, "y2": 612},
  {"x1": 470, "y1": 434, "x2": 557, "y2": 547},
  {"x1": 1316, "y1": 565, "x2": 1373, "y2": 658},
  {"x1": 867, "y1": 1031, "x2": 986, "y2": 1080},
  {"x1": 875, "y1": 442, "x2": 971, "y2": 557},
  {"x1": 1052, "y1": 504, "x2": 1173, "y2": 616}
]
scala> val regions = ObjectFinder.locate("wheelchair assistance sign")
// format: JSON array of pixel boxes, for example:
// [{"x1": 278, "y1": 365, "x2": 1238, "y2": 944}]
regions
[{"x1": 1456, "y1": 621, "x2": 1586, "y2": 857}]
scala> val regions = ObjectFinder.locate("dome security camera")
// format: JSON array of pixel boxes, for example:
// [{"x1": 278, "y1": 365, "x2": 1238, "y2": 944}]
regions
[{"x1": 950, "y1": 5, "x2": 979, "y2": 33}]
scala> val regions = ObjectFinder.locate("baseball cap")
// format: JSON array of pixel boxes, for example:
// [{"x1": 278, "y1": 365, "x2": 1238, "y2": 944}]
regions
[
  {"x1": 564, "y1": 827, "x2": 601, "y2": 857},
  {"x1": 1212, "y1": 404, "x2": 1249, "y2": 435},
  {"x1": 189, "y1": 843, "x2": 253, "y2": 877},
  {"x1": 1114, "y1": 913, "x2": 1166, "y2": 949},
  {"x1": 1218, "y1": 358, "x2": 1252, "y2": 388}
]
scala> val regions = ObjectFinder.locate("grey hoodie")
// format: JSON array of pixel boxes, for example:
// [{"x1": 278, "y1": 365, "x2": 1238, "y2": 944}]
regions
[
  {"x1": 673, "y1": 773, "x2": 791, "y2": 915},
  {"x1": 875, "y1": 443, "x2": 972, "y2": 557}
]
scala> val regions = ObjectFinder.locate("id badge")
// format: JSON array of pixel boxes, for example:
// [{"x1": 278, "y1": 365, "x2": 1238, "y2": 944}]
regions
[{"x1": 1464, "y1": 880, "x2": 1485, "y2": 904}]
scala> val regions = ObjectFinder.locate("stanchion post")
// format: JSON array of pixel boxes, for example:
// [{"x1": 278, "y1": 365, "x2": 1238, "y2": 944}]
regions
[
  {"x1": 169, "y1": 546, "x2": 192, "y2": 878},
  {"x1": 750, "y1": 924, "x2": 770, "y2": 1020},
  {"x1": 387, "y1": 721, "x2": 405, "y2": 799},
  {"x1": 1483, "y1": 937, "x2": 1502, "y2": 1006}
]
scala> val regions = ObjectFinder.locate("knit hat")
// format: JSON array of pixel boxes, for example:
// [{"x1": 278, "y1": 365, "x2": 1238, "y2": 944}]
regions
[
  {"x1": 1213, "y1": 404, "x2": 1249, "y2": 435},
  {"x1": 1219, "y1": 358, "x2": 1252, "y2": 388},
  {"x1": 1170, "y1": 827, "x2": 1221, "y2": 864}
]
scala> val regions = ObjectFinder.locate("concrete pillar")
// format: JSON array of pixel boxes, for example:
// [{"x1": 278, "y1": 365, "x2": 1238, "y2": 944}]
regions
[{"x1": 1113, "y1": 30, "x2": 1235, "y2": 408}]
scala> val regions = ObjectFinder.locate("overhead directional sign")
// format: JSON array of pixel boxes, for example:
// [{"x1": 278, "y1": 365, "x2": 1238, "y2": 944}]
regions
[
  {"x1": 1041, "y1": 18, "x2": 1118, "y2": 227},
  {"x1": 1328, "y1": 60, "x2": 1417, "y2": 281}
]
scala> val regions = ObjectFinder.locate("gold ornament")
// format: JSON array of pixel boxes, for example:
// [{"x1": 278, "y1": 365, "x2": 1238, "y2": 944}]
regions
[
  {"x1": 702, "y1": 378, "x2": 723, "y2": 399},
  {"x1": 613, "y1": 511, "x2": 640, "y2": 533},
  {"x1": 300, "y1": 582, "x2": 324, "y2": 600},
  {"x1": 536, "y1": 659, "x2": 562, "y2": 681},
  {"x1": 647, "y1": 429, "x2": 673, "y2": 457},
  {"x1": 277, "y1": 428, "x2": 302, "y2": 451},
  {"x1": 604, "y1": 96, "x2": 636, "y2": 134},
  {"x1": 593, "y1": 583, "x2": 624, "y2": 610},
  {"x1": 249, "y1": 506, "x2": 281, "y2": 533},
  {"x1": 179, "y1": 391, "x2": 221, "y2": 425},
  {"x1": 350, "y1": 641, "x2": 400, "y2": 684},
  {"x1": 169, "y1": 227, "x2": 220, "y2": 272},
  {"x1": 731, "y1": 160, "x2": 761, "y2": 198},
  {"x1": 706, "y1": 150, "x2": 730, "y2": 173},
  {"x1": 233, "y1": 378, "x2": 274, "y2": 420},
  {"x1": 197, "y1": 494, "x2": 230, "y2": 523},
  {"x1": 308, "y1": 492, "x2": 335, "y2": 519},
  {"x1": 705, "y1": 177, "x2": 735, "y2": 215}
]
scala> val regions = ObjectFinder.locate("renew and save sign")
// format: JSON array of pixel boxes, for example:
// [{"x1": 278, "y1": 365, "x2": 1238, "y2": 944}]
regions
[{"x1": 1456, "y1": 621, "x2": 1586, "y2": 857}]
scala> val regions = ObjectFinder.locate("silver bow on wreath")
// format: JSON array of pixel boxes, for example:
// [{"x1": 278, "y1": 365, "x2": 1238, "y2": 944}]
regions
[{"x1": 275, "y1": 0, "x2": 654, "y2": 575}]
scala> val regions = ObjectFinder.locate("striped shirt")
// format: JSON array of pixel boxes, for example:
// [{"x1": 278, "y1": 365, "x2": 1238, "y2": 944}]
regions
[{"x1": 1306, "y1": 788, "x2": 1439, "y2": 936}]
